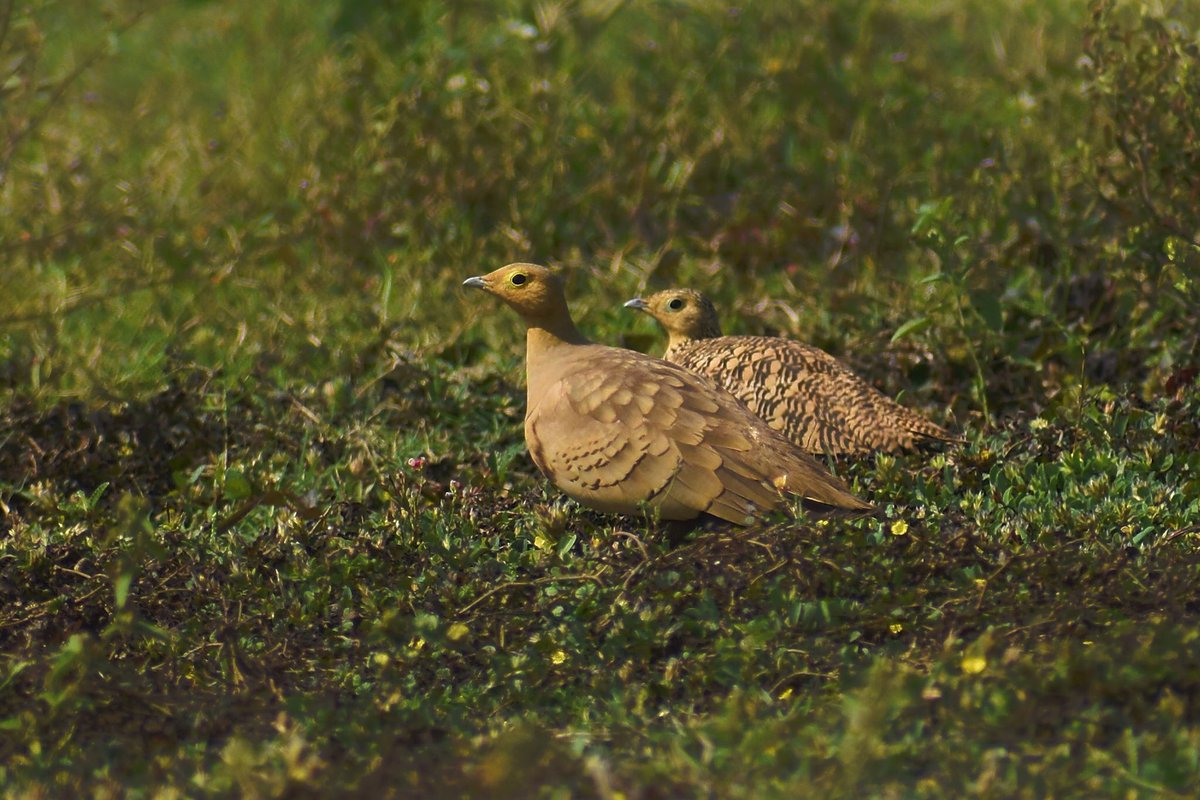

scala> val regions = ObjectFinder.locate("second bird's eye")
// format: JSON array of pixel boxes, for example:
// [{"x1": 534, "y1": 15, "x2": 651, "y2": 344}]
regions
[
  {"x1": 668, "y1": 298, "x2": 684, "y2": 310},
  {"x1": 511, "y1": 273, "x2": 528, "y2": 286}
]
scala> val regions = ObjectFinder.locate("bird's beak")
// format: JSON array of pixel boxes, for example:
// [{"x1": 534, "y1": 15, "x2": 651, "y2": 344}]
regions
[
  {"x1": 624, "y1": 297, "x2": 649, "y2": 311},
  {"x1": 462, "y1": 276, "x2": 487, "y2": 291}
]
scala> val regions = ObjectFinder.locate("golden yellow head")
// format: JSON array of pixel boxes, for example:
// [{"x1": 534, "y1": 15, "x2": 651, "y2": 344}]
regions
[
  {"x1": 462, "y1": 263, "x2": 569, "y2": 323},
  {"x1": 624, "y1": 288, "x2": 722, "y2": 340}
]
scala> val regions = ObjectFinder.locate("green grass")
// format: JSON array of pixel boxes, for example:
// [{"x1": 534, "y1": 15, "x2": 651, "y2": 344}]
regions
[{"x1": 1, "y1": 0, "x2": 1199, "y2": 796}]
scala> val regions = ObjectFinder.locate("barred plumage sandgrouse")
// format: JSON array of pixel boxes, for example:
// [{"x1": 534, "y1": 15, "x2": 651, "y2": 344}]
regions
[
  {"x1": 462, "y1": 264, "x2": 873, "y2": 524},
  {"x1": 625, "y1": 289, "x2": 955, "y2": 456}
]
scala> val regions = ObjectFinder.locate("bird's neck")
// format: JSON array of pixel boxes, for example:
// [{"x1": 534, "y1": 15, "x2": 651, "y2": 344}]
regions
[
  {"x1": 666, "y1": 317, "x2": 720, "y2": 355},
  {"x1": 524, "y1": 318, "x2": 588, "y2": 401},
  {"x1": 526, "y1": 317, "x2": 588, "y2": 360},
  {"x1": 664, "y1": 332, "x2": 695, "y2": 357}
]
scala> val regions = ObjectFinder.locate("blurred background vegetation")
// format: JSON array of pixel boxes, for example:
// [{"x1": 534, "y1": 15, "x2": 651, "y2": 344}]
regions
[
  {"x1": 1, "y1": 0, "x2": 1199, "y2": 796},
  {"x1": 2, "y1": 0, "x2": 1195, "y2": 410}
]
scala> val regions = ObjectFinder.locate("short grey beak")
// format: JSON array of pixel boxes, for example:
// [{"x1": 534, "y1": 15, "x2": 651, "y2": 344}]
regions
[
  {"x1": 624, "y1": 297, "x2": 649, "y2": 311},
  {"x1": 462, "y1": 276, "x2": 487, "y2": 290}
]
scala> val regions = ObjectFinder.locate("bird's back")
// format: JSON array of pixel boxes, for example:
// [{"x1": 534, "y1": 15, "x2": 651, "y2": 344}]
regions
[
  {"x1": 668, "y1": 335, "x2": 952, "y2": 455},
  {"x1": 523, "y1": 342, "x2": 872, "y2": 523}
]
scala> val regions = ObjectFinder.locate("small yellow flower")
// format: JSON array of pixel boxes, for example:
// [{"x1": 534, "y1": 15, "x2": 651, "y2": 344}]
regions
[
  {"x1": 889, "y1": 623, "x2": 903, "y2": 635},
  {"x1": 890, "y1": 520, "x2": 909, "y2": 536},
  {"x1": 1030, "y1": 417, "x2": 1050, "y2": 431},
  {"x1": 962, "y1": 655, "x2": 987, "y2": 675},
  {"x1": 550, "y1": 649, "x2": 567, "y2": 665}
]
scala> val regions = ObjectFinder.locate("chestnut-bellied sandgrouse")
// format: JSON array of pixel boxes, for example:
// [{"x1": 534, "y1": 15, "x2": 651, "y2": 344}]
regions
[
  {"x1": 462, "y1": 264, "x2": 873, "y2": 524},
  {"x1": 625, "y1": 289, "x2": 955, "y2": 455}
]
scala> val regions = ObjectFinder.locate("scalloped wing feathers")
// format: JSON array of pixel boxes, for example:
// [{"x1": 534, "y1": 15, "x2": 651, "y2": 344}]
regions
[
  {"x1": 666, "y1": 335, "x2": 954, "y2": 455},
  {"x1": 525, "y1": 344, "x2": 871, "y2": 523}
]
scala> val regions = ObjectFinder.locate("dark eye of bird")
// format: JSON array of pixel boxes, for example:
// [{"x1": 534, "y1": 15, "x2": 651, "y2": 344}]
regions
[
  {"x1": 511, "y1": 273, "x2": 527, "y2": 286},
  {"x1": 668, "y1": 298, "x2": 684, "y2": 310}
]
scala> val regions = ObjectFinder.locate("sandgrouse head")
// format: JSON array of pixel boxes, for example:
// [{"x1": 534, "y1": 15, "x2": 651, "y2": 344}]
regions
[
  {"x1": 462, "y1": 263, "x2": 570, "y2": 322},
  {"x1": 625, "y1": 289, "x2": 721, "y2": 339}
]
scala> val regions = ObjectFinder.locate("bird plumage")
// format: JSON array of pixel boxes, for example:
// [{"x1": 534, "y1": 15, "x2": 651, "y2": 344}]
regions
[
  {"x1": 464, "y1": 264, "x2": 873, "y2": 524},
  {"x1": 626, "y1": 288, "x2": 956, "y2": 455}
]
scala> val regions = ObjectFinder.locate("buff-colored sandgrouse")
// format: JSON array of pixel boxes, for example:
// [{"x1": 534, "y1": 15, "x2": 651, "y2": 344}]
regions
[
  {"x1": 625, "y1": 289, "x2": 956, "y2": 455},
  {"x1": 462, "y1": 264, "x2": 873, "y2": 524}
]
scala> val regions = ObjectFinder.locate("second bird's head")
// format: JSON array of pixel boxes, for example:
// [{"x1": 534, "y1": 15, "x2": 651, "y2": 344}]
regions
[
  {"x1": 462, "y1": 263, "x2": 564, "y2": 320},
  {"x1": 624, "y1": 289, "x2": 720, "y2": 339}
]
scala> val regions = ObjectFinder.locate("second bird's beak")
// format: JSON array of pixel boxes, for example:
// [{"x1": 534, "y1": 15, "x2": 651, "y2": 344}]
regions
[
  {"x1": 462, "y1": 276, "x2": 487, "y2": 290},
  {"x1": 624, "y1": 297, "x2": 649, "y2": 311}
]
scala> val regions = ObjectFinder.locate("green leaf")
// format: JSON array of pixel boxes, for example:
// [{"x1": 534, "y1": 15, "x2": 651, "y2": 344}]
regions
[
  {"x1": 134, "y1": 620, "x2": 172, "y2": 641},
  {"x1": 556, "y1": 532, "x2": 577, "y2": 560},
  {"x1": 970, "y1": 291, "x2": 1003, "y2": 331},
  {"x1": 87, "y1": 482, "x2": 111, "y2": 511},
  {"x1": 224, "y1": 469, "x2": 253, "y2": 500},
  {"x1": 413, "y1": 612, "x2": 440, "y2": 633},
  {"x1": 0, "y1": 660, "x2": 31, "y2": 692},
  {"x1": 911, "y1": 198, "x2": 953, "y2": 236},
  {"x1": 114, "y1": 573, "x2": 133, "y2": 610},
  {"x1": 891, "y1": 316, "x2": 932, "y2": 343}
]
